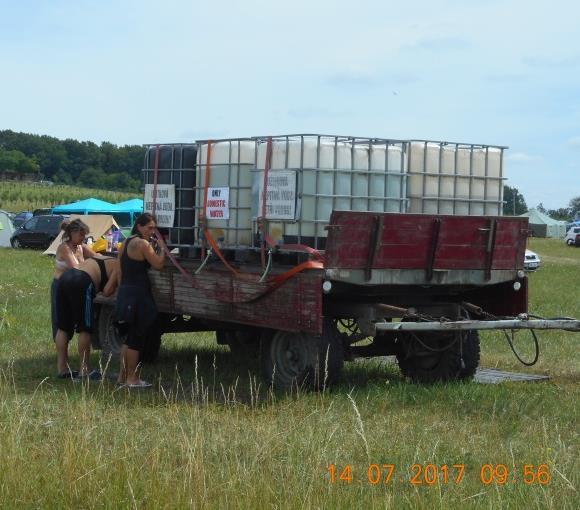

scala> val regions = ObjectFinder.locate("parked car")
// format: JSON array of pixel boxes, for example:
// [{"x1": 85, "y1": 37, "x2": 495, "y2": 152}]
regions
[
  {"x1": 575, "y1": 234, "x2": 580, "y2": 247},
  {"x1": 524, "y1": 249, "x2": 541, "y2": 271},
  {"x1": 10, "y1": 214, "x2": 67, "y2": 249},
  {"x1": 565, "y1": 226, "x2": 580, "y2": 246},
  {"x1": 12, "y1": 211, "x2": 33, "y2": 228},
  {"x1": 33, "y1": 208, "x2": 52, "y2": 216}
]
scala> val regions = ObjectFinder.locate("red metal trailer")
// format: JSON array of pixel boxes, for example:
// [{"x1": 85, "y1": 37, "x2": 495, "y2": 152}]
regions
[
  {"x1": 93, "y1": 135, "x2": 580, "y2": 389},
  {"x1": 94, "y1": 209, "x2": 579, "y2": 389}
]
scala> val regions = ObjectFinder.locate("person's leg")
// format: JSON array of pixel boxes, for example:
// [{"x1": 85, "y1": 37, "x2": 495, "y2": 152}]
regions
[
  {"x1": 55, "y1": 329, "x2": 71, "y2": 375},
  {"x1": 125, "y1": 347, "x2": 141, "y2": 385},
  {"x1": 78, "y1": 331, "x2": 92, "y2": 375},
  {"x1": 117, "y1": 344, "x2": 127, "y2": 384},
  {"x1": 51, "y1": 279, "x2": 59, "y2": 340}
]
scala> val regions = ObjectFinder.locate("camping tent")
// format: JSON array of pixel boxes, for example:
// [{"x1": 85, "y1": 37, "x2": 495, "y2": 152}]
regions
[
  {"x1": 51, "y1": 198, "x2": 115, "y2": 215},
  {"x1": 114, "y1": 198, "x2": 143, "y2": 215},
  {"x1": 0, "y1": 210, "x2": 15, "y2": 247},
  {"x1": 51, "y1": 197, "x2": 143, "y2": 233},
  {"x1": 519, "y1": 208, "x2": 567, "y2": 238},
  {"x1": 43, "y1": 214, "x2": 120, "y2": 256},
  {"x1": 110, "y1": 198, "x2": 143, "y2": 231}
]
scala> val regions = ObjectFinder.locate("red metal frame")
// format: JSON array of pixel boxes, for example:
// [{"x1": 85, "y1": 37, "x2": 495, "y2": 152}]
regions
[{"x1": 325, "y1": 212, "x2": 528, "y2": 272}]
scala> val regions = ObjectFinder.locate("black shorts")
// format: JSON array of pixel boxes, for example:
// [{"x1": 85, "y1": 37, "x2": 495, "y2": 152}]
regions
[
  {"x1": 56, "y1": 269, "x2": 95, "y2": 339},
  {"x1": 115, "y1": 284, "x2": 157, "y2": 351}
]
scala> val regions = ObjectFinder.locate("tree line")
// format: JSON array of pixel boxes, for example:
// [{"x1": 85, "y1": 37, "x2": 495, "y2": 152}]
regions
[
  {"x1": 0, "y1": 130, "x2": 144, "y2": 192},
  {"x1": 1, "y1": 129, "x2": 578, "y2": 219},
  {"x1": 503, "y1": 185, "x2": 580, "y2": 221}
]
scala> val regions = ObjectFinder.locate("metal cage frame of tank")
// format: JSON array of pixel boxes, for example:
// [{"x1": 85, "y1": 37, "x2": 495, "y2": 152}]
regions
[
  {"x1": 407, "y1": 139, "x2": 507, "y2": 216},
  {"x1": 143, "y1": 134, "x2": 509, "y2": 254}
]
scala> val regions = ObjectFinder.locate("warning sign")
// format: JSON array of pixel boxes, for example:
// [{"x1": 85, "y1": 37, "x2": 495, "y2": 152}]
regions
[
  {"x1": 205, "y1": 187, "x2": 230, "y2": 220},
  {"x1": 144, "y1": 184, "x2": 175, "y2": 228},
  {"x1": 258, "y1": 170, "x2": 297, "y2": 220}
]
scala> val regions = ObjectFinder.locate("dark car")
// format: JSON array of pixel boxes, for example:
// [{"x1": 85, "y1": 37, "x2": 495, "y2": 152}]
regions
[
  {"x1": 33, "y1": 208, "x2": 52, "y2": 216},
  {"x1": 12, "y1": 211, "x2": 33, "y2": 228},
  {"x1": 576, "y1": 234, "x2": 580, "y2": 247},
  {"x1": 10, "y1": 214, "x2": 67, "y2": 249}
]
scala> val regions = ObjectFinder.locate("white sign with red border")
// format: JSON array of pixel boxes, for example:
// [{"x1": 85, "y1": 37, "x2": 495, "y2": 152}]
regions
[{"x1": 205, "y1": 187, "x2": 230, "y2": 220}]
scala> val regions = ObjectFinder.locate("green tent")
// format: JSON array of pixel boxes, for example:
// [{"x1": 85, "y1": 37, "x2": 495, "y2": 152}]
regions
[{"x1": 519, "y1": 208, "x2": 567, "y2": 238}]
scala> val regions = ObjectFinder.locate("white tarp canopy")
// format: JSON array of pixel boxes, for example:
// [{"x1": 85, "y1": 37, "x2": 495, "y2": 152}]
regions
[
  {"x1": 0, "y1": 210, "x2": 15, "y2": 247},
  {"x1": 43, "y1": 214, "x2": 120, "y2": 255},
  {"x1": 519, "y1": 208, "x2": 567, "y2": 238}
]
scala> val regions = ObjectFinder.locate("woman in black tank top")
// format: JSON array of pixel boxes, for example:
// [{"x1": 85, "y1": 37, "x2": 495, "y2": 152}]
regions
[{"x1": 115, "y1": 213, "x2": 165, "y2": 388}]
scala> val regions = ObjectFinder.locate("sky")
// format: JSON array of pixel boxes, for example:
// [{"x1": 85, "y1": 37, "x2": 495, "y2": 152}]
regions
[{"x1": 1, "y1": 0, "x2": 579, "y2": 210}]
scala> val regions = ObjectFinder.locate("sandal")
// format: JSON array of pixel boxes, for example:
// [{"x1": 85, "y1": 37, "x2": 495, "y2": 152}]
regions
[
  {"x1": 125, "y1": 380, "x2": 152, "y2": 389},
  {"x1": 75, "y1": 370, "x2": 102, "y2": 381},
  {"x1": 57, "y1": 370, "x2": 79, "y2": 379}
]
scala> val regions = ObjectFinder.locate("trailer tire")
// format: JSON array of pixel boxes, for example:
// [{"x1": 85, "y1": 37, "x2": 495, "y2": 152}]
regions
[
  {"x1": 260, "y1": 320, "x2": 344, "y2": 391},
  {"x1": 97, "y1": 304, "x2": 163, "y2": 363},
  {"x1": 97, "y1": 304, "x2": 124, "y2": 361},
  {"x1": 216, "y1": 329, "x2": 260, "y2": 357},
  {"x1": 396, "y1": 330, "x2": 480, "y2": 383}
]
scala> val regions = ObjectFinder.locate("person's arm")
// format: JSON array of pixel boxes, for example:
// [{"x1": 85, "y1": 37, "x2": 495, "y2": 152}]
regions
[
  {"x1": 142, "y1": 240, "x2": 165, "y2": 270},
  {"x1": 82, "y1": 244, "x2": 97, "y2": 259},
  {"x1": 102, "y1": 264, "x2": 118, "y2": 296}
]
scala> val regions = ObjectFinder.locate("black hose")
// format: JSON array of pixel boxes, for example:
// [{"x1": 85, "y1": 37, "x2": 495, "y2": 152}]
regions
[{"x1": 503, "y1": 329, "x2": 540, "y2": 366}]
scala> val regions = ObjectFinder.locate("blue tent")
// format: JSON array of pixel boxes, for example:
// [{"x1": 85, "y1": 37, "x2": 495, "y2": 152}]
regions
[
  {"x1": 51, "y1": 198, "x2": 115, "y2": 214},
  {"x1": 109, "y1": 198, "x2": 143, "y2": 230},
  {"x1": 113, "y1": 198, "x2": 143, "y2": 215}
]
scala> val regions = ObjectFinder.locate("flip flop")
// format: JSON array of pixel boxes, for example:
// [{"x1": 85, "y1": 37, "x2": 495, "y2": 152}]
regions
[
  {"x1": 57, "y1": 371, "x2": 79, "y2": 379},
  {"x1": 75, "y1": 370, "x2": 102, "y2": 381},
  {"x1": 125, "y1": 380, "x2": 152, "y2": 389}
]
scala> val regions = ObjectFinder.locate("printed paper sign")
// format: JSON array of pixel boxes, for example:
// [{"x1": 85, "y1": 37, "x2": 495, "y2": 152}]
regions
[
  {"x1": 258, "y1": 170, "x2": 297, "y2": 220},
  {"x1": 144, "y1": 184, "x2": 175, "y2": 228},
  {"x1": 205, "y1": 187, "x2": 230, "y2": 220}
]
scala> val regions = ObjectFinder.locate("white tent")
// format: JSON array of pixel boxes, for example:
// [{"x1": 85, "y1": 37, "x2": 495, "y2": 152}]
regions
[
  {"x1": 43, "y1": 214, "x2": 120, "y2": 255},
  {"x1": 519, "y1": 208, "x2": 567, "y2": 238},
  {"x1": 0, "y1": 210, "x2": 15, "y2": 247}
]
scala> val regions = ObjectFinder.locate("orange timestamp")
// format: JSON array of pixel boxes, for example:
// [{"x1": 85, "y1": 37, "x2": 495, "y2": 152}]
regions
[{"x1": 326, "y1": 463, "x2": 551, "y2": 486}]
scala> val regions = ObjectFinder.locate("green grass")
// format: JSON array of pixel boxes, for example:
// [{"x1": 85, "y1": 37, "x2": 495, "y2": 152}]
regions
[
  {"x1": 0, "y1": 181, "x2": 138, "y2": 213},
  {"x1": 0, "y1": 241, "x2": 578, "y2": 509}
]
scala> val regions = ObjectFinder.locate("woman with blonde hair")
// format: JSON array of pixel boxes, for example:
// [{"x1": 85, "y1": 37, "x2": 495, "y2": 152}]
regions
[{"x1": 52, "y1": 218, "x2": 95, "y2": 378}]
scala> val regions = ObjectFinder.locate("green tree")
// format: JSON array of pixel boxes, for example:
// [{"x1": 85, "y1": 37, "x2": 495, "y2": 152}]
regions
[
  {"x1": 547, "y1": 208, "x2": 571, "y2": 221},
  {"x1": 0, "y1": 148, "x2": 38, "y2": 173},
  {"x1": 503, "y1": 186, "x2": 527, "y2": 215},
  {"x1": 77, "y1": 167, "x2": 107, "y2": 188},
  {"x1": 569, "y1": 196, "x2": 580, "y2": 219}
]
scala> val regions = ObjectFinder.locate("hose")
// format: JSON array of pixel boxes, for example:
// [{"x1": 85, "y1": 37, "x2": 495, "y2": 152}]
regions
[{"x1": 503, "y1": 329, "x2": 540, "y2": 366}]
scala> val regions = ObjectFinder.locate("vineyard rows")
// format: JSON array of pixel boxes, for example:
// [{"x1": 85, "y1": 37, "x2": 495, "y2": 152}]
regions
[{"x1": 0, "y1": 182, "x2": 138, "y2": 212}]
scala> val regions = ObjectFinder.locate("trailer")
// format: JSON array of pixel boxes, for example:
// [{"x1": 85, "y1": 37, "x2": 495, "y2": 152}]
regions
[{"x1": 93, "y1": 135, "x2": 580, "y2": 389}]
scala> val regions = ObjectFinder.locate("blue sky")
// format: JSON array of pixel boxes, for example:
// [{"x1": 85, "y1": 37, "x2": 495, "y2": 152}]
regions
[{"x1": 1, "y1": 0, "x2": 578, "y2": 210}]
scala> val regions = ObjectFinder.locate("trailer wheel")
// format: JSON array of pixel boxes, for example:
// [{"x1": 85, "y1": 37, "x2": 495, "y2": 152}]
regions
[
  {"x1": 396, "y1": 330, "x2": 480, "y2": 383},
  {"x1": 97, "y1": 304, "x2": 162, "y2": 363},
  {"x1": 97, "y1": 304, "x2": 124, "y2": 361},
  {"x1": 216, "y1": 329, "x2": 260, "y2": 357},
  {"x1": 260, "y1": 320, "x2": 344, "y2": 390}
]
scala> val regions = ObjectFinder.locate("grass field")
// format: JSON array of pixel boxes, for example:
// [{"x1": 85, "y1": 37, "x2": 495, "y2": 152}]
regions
[
  {"x1": 0, "y1": 239, "x2": 578, "y2": 508},
  {"x1": 0, "y1": 182, "x2": 138, "y2": 213}
]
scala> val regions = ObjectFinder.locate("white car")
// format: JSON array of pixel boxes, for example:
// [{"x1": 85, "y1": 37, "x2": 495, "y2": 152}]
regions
[
  {"x1": 524, "y1": 249, "x2": 541, "y2": 271},
  {"x1": 565, "y1": 226, "x2": 580, "y2": 246}
]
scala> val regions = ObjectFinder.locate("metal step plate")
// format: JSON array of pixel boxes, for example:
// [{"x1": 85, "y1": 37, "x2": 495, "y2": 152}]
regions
[{"x1": 474, "y1": 368, "x2": 549, "y2": 384}]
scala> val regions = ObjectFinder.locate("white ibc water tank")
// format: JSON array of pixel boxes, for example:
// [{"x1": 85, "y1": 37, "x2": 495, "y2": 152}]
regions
[
  {"x1": 254, "y1": 137, "x2": 407, "y2": 246},
  {"x1": 196, "y1": 139, "x2": 256, "y2": 246},
  {"x1": 407, "y1": 142, "x2": 504, "y2": 215}
]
